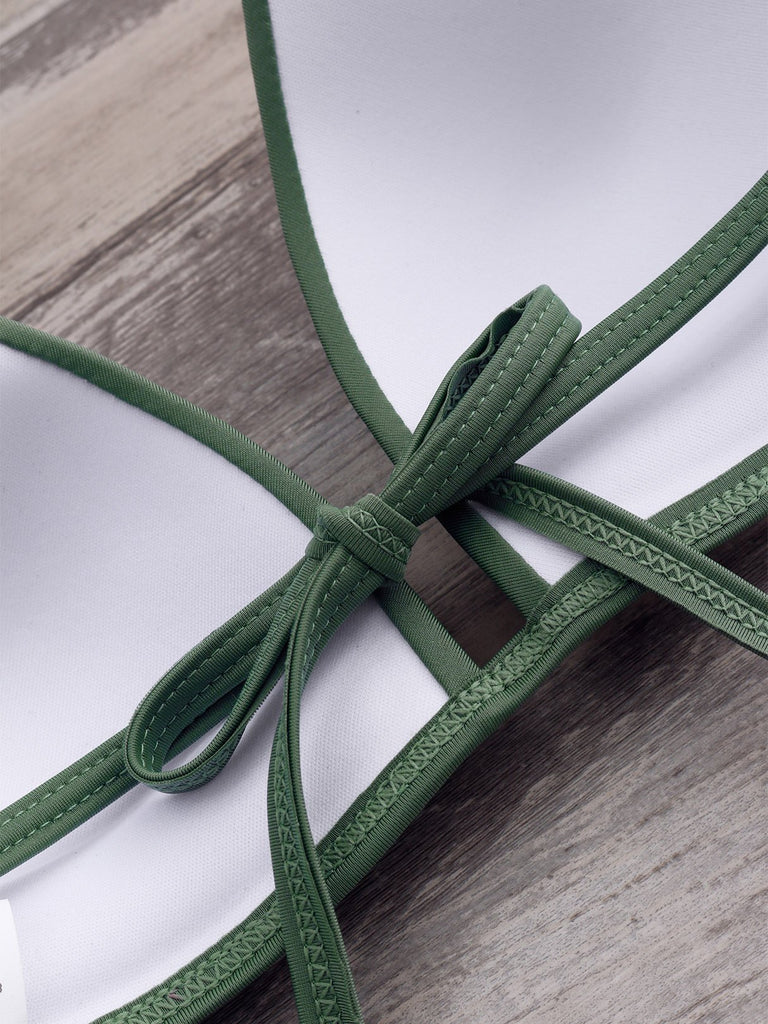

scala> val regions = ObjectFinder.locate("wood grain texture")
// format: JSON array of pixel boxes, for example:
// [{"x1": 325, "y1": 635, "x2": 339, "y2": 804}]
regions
[{"x1": 1, "y1": 2, "x2": 766, "y2": 1022}]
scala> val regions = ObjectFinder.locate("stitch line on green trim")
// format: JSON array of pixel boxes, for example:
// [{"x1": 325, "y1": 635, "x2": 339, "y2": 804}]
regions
[
  {"x1": 0, "y1": 767, "x2": 130, "y2": 855},
  {"x1": 304, "y1": 557, "x2": 375, "y2": 669},
  {"x1": 345, "y1": 507, "x2": 410, "y2": 565},
  {"x1": 558, "y1": 186, "x2": 768, "y2": 372},
  {"x1": 318, "y1": 573, "x2": 621, "y2": 884},
  {"x1": 106, "y1": 904, "x2": 283, "y2": 1023},
  {"x1": 512, "y1": 213, "x2": 768, "y2": 447},
  {"x1": 315, "y1": 467, "x2": 768, "y2": 881},
  {"x1": 295, "y1": 553, "x2": 376, "y2": 1016},
  {"x1": 668, "y1": 469, "x2": 768, "y2": 541},
  {"x1": 273, "y1": 731, "x2": 344, "y2": 1023},
  {"x1": 392, "y1": 295, "x2": 560, "y2": 516},
  {"x1": 273, "y1": 551, "x2": 375, "y2": 1024},
  {"x1": 449, "y1": 309, "x2": 573, "y2": 501},
  {"x1": 2, "y1": 591, "x2": 287, "y2": 850},
  {"x1": 37, "y1": 466, "x2": 759, "y2": 875},
  {"x1": 0, "y1": 745, "x2": 122, "y2": 829}
]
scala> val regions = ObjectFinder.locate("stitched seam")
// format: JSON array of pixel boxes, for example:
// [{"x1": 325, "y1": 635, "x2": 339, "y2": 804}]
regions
[
  {"x1": 139, "y1": 594, "x2": 283, "y2": 769},
  {"x1": 667, "y1": 469, "x2": 768, "y2": 539},
  {"x1": 424, "y1": 310, "x2": 573, "y2": 511},
  {"x1": 667, "y1": 473, "x2": 768, "y2": 540},
  {"x1": 273, "y1": 735, "x2": 343, "y2": 1022},
  {"x1": 345, "y1": 507, "x2": 410, "y2": 563},
  {"x1": 276, "y1": 554, "x2": 373, "y2": 1022},
  {"x1": 557, "y1": 187, "x2": 768, "y2": 373},
  {"x1": 0, "y1": 767, "x2": 129, "y2": 854},
  {"x1": 505, "y1": 486, "x2": 768, "y2": 635},
  {"x1": 103, "y1": 475, "x2": 765, "y2": 1020},
  {"x1": 0, "y1": 745, "x2": 122, "y2": 829},
  {"x1": 321, "y1": 470, "x2": 768, "y2": 875},
  {"x1": 2, "y1": 637, "x2": 266, "y2": 852},
  {"x1": 274, "y1": 554, "x2": 358, "y2": 1023},
  {"x1": 512, "y1": 213, "x2": 768, "y2": 447},
  {"x1": 304, "y1": 555, "x2": 376, "y2": 670},
  {"x1": 393, "y1": 295, "x2": 560, "y2": 517}
]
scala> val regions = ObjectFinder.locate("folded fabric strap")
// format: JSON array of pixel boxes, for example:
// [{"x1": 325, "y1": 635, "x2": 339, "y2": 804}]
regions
[
  {"x1": 2, "y1": 177, "x2": 766, "y2": 1024},
  {"x1": 479, "y1": 464, "x2": 768, "y2": 654}
]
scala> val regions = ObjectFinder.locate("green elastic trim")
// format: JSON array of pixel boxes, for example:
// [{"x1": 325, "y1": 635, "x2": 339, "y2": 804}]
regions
[
  {"x1": 260, "y1": 281, "x2": 767, "y2": 1022},
  {"x1": 242, "y1": 0, "x2": 408, "y2": 463},
  {"x1": 263, "y1": 288, "x2": 589, "y2": 1023},
  {"x1": 0, "y1": 317, "x2": 477, "y2": 861},
  {"x1": 0, "y1": 317, "x2": 321, "y2": 529},
  {"x1": 377, "y1": 583, "x2": 478, "y2": 697},
  {"x1": 96, "y1": 451, "x2": 765, "y2": 1024},
  {"x1": 495, "y1": 174, "x2": 768, "y2": 456},
  {"x1": 313, "y1": 495, "x2": 420, "y2": 582},
  {"x1": 480, "y1": 461, "x2": 768, "y2": 654}
]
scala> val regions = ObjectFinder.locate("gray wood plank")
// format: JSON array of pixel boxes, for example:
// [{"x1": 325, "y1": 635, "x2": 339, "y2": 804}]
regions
[
  {"x1": 1, "y1": 2, "x2": 766, "y2": 1022},
  {"x1": 0, "y1": 0, "x2": 170, "y2": 95},
  {"x1": 0, "y1": 0, "x2": 257, "y2": 308}
]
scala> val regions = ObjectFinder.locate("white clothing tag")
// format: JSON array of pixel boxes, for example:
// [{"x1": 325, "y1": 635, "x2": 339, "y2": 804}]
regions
[{"x1": 0, "y1": 901, "x2": 27, "y2": 1024}]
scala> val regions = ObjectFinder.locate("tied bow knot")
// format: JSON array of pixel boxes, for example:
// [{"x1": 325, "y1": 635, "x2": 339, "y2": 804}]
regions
[
  {"x1": 124, "y1": 285, "x2": 581, "y2": 793},
  {"x1": 123, "y1": 284, "x2": 582, "y2": 1022}
]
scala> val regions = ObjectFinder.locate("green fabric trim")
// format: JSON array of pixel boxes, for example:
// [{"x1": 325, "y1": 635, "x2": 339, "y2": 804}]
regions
[
  {"x1": 257, "y1": 282, "x2": 765, "y2": 1022},
  {"x1": 4, "y1": 205, "x2": 766, "y2": 1021},
  {"x1": 439, "y1": 501, "x2": 551, "y2": 615},
  {"x1": 494, "y1": 175, "x2": 768, "y2": 456},
  {"x1": 260, "y1": 288, "x2": 587, "y2": 1022},
  {"x1": 3, "y1": 18, "x2": 766, "y2": 1011},
  {"x1": 94, "y1": 450, "x2": 766, "y2": 1024},
  {"x1": 0, "y1": 325, "x2": 470, "y2": 867},
  {"x1": 0, "y1": 568, "x2": 299, "y2": 873},
  {"x1": 0, "y1": 317, "x2": 321, "y2": 529},
  {"x1": 378, "y1": 583, "x2": 478, "y2": 697},
  {"x1": 121, "y1": 287, "x2": 580, "y2": 801},
  {"x1": 242, "y1": 0, "x2": 408, "y2": 464}
]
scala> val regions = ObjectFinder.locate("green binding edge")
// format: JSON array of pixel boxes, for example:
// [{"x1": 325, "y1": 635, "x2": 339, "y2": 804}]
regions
[
  {"x1": 2, "y1": 324, "x2": 765, "y2": 1022},
  {"x1": 241, "y1": 0, "x2": 550, "y2": 616}
]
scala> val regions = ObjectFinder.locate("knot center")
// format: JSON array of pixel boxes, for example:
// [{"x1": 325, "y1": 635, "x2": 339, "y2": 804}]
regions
[{"x1": 307, "y1": 493, "x2": 420, "y2": 581}]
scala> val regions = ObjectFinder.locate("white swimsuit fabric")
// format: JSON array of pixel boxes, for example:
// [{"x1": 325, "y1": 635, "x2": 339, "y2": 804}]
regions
[{"x1": 267, "y1": 0, "x2": 767, "y2": 583}]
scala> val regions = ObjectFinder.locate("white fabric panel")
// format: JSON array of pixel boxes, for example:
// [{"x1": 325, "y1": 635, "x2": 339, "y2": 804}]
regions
[
  {"x1": 268, "y1": 0, "x2": 767, "y2": 582},
  {"x1": 0, "y1": 347, "x2": 448, "y2": 1024}
]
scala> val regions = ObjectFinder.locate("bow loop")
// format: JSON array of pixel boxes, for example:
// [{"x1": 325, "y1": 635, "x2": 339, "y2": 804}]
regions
[
  {"x1": 124, "y1": 284, "x2": 579, "y2": 795},
  {"x1": 383, "y1": 285, "x2": 581, "y2": 523}
]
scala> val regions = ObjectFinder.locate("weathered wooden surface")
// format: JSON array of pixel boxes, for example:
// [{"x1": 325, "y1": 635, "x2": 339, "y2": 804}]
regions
[{"x1": 1, "y1": 2, "x2": 766, "y2": 1022}]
